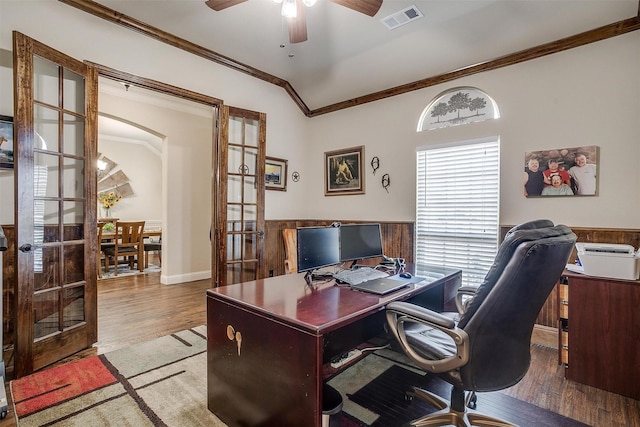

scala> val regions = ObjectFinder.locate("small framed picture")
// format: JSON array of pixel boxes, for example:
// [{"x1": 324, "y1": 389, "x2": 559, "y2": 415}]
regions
[
  {"x1": 0, "y1": 116, "x2": 14, "y2": 169},
  {"x1": 324, "y1": 145, "x2": 365, "y2": 196},
  {"x1": 265, "y1": 156, "x2": 287, "y2": 191}
]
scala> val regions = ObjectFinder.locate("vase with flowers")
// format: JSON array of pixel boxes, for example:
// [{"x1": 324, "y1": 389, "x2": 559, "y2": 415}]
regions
[{"x1": 98, "y1": 191, "x2": 122, "y2": 218}]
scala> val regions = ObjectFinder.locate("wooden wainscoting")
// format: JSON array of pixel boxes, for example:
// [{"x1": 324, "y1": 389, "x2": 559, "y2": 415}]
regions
[
  {"x1": 501, "y1": 225, "x2": 640, "y2": 348},
  {"x1": 264, "y1": 220, "x2": 415, "y2": 278}
]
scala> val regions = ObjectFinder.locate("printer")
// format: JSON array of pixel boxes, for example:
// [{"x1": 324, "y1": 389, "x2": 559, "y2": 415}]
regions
[{"x1": 574, "y1": 242, "x2": 640, "y2": 280}]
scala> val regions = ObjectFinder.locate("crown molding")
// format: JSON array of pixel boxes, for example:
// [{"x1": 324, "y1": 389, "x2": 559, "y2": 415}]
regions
[{"x1": 60, "y1": 0, "x2": 639, "y2": 118}]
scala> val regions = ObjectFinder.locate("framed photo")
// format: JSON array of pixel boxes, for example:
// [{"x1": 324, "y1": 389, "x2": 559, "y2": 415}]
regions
[
  {"x1": 265, "y1": 156, "x2": 287, "y2": 191},
  {"x1": 324, "y1": 145, "x2": 365, "y2": 196},
  {"x1": 0, "y1": 116, "x2": 13, "y2": 169},
  {"x1": 524, "y1": 146, "x2": 598, "y2": 197}
]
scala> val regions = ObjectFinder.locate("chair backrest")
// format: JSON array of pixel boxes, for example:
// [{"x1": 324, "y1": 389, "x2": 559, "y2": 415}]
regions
[
  {"x1": 457, "y1": 220, "x2": 562, "y2": 328},
  {"x1": 283, "y1": 228, "x2": 297, "y2": 274},
  {"x1": 459, "y1": 224, "x2": 576, "y2": 391},
  {"x1": 115, "y1": 221, "x2": 145, "y2": 250},
  {"x1": 97, "y1": 221, "x2": 106, "y2": 243}
]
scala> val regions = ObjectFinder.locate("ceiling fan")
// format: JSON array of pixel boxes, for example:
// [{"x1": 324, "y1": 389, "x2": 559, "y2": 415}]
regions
[{"x1": 204, "y1": 0, "x2": 383, "y2": 44}]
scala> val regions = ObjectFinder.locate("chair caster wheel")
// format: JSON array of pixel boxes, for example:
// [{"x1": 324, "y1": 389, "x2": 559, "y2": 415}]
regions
[{"x1": 467, "y1": 394, "x2": 477, "y2": 409}]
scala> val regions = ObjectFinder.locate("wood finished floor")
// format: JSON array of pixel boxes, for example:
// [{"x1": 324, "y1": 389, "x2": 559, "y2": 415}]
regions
[{"x1": 1, "y1": 267, "x2": 639, "y2": 427}]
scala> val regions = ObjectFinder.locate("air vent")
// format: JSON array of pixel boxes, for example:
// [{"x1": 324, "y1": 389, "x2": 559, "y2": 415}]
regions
[{"x1": 380, "y1": 5, "x2": 423, "y2": 30}]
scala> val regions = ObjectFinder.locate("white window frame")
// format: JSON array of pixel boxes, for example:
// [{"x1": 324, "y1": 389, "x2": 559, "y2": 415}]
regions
[{"x1": 416, "y1": 137, "x2": 500, "y2": 287}]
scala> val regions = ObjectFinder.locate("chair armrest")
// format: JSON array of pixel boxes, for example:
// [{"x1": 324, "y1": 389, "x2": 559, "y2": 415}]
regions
[
  {"x1": 387, "y1": 301, "x2": 456, "y2": 328},
  {"x1": 386, "y1": 301, "x2": 469, "y2": 373},
  {"x1": 455, "y1": 286, "x2": 478, "y2": 314}
]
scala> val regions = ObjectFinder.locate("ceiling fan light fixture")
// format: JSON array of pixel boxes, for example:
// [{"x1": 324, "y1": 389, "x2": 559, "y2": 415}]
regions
[
  {"x1": 302, "y1": 0, "x2": 317, "y2": 6},
  {"x1": 281, "y1": 0, "x2": 297, "y2": 17}
]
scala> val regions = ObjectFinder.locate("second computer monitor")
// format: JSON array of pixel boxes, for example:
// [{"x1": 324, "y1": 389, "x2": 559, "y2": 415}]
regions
[{"x1": 340, "y1": 223, "x2": 384, "y2": 264}]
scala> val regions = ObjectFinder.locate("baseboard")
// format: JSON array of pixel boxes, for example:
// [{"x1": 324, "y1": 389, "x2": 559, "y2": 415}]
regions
[
  {"x1": 532, "y1": 324, "x2": 558, "y2": 348},
  {"x1": 161, "y1": 270, "x2": 211, "y2": 285}
]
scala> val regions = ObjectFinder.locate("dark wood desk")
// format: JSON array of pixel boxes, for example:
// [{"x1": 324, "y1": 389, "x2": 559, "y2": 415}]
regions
[{"x1": 206, "y1": 265, "x2": 461, "y2": 426}]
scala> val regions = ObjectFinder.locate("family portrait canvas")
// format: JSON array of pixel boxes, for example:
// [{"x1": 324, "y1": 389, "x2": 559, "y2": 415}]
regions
[{"x1": 524, "y1": 146, "x2": 598, "y2": 197}]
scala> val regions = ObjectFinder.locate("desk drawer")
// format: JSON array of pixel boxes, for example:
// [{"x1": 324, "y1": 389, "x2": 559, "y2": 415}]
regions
[{"x1": 559, "y1": 283, "x2": 569, "y2": 319}]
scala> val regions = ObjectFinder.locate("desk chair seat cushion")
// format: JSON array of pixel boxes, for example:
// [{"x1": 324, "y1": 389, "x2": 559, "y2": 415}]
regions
[{"x1": 405, "y1": 325, "x2": 458, "y2": 361}]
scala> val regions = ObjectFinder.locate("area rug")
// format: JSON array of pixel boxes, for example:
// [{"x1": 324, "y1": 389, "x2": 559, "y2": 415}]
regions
[
  {"x1": 11, "y1": 328, "x2": 587, "y2": 427},
  {"x1": 10, "y1": 326, "x2": 225, "y2": 427},
  {"x1": 100, "y1": 262, "x2": 161, "y2": 279}
]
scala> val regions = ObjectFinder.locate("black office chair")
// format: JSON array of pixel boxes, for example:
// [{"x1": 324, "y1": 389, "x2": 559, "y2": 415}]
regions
[{"x1": 386, "y1": 221, "x2": 576, "y2": 426}]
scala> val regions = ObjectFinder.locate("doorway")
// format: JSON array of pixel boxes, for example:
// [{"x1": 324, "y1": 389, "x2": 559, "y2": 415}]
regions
[
  {"x1": 97, "y1": 112, "x2": 163, "y2": 277},
  {"x1": 95, "y1": 73, "x2": 218, "y2": 285}
]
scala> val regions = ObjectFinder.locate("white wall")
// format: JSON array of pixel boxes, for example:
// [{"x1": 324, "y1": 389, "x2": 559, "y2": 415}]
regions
[
  {"x1": 98, "y1": 137, "x2": 162, "y2": 223},
  {"x1": 303, "y1": 31, "x2": 640, "y2": 229}
]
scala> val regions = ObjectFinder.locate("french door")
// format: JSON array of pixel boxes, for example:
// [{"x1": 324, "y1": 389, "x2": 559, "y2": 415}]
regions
[
  {"x1": 215, "y1": 106, "x2": 266, "y2": 286},
  {"x1": 13, "y1": 32, "x2": 98, "y2": 377}
]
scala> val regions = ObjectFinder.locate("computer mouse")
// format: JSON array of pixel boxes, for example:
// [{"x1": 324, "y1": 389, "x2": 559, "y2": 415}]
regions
[{"x1": 399, "y1": 272, "x2": 412, "y2": 279}]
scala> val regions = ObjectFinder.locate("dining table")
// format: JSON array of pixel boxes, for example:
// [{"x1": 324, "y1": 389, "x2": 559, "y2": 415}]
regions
[{"x1": 99, "y1": 228, "x2": 162, "y2": 275}]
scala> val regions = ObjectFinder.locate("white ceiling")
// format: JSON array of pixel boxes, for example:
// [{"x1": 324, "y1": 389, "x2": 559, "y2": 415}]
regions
[{"x1": 93, "y1": 0, "x2": 638, "y2": 110}]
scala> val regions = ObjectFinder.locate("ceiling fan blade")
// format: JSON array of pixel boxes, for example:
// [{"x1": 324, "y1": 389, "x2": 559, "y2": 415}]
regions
[
  {"x1": 288, "y1": 0, "x2": 308, "y2": 44},
  {"x1": 204, "y1": 0, "x2": 248, "y2": 12},
  {"x1": 329, "y1": 0, "x2": 383, "y2": 17}
]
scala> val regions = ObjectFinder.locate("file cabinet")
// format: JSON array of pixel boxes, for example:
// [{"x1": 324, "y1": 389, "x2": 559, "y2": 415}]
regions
[{"x1": 558, "y1": 272, "x2": 640, "y2": 399}]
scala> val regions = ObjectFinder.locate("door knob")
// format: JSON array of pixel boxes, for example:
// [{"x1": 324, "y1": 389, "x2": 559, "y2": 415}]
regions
[{"x1": 19, "y1": 244, "x2": 33, "y2": 253}]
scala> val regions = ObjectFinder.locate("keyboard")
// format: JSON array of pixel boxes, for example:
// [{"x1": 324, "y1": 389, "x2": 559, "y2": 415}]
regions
[{"x1": 333, "y1": 267, "x2": 388, "y2": 285}]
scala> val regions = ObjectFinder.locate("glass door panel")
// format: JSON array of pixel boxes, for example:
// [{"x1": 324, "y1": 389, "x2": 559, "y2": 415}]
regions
[
  {"x1": 62, "y1": 113, "x2": 85, "y2": 156},
  {"x1": 33, "y1": 55, "x2": 59, "y2": 106},
  {"x1": 216, "y1": 106, "x2": 265, "y2": 286},
  {"x1": 62, "y1": 69, "x2": 85, "y2": 114}
]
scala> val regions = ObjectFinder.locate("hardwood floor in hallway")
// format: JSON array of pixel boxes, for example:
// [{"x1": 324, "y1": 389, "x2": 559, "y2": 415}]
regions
[{"x1": 1, "y1": 269, "x2": 639, "y2": 426}]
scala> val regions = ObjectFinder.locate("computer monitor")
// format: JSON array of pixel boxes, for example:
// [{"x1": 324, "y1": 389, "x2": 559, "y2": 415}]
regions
[
  {"x1": 296, "y1": 226, "x2": 340, "y2": 280},
  {"x1": 340, "y1": 223, "x2": 384, "y2": 267}
]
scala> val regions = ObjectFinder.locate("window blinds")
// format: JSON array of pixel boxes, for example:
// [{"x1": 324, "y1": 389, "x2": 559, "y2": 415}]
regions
[{"x1": 416, "y1": 139, "x2": 500, "y2": 287}]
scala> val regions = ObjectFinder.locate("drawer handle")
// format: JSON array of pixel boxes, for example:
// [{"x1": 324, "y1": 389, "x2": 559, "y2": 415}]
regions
[{"x1": 560, "y1": 299, "x2": 568, "y2": 305}]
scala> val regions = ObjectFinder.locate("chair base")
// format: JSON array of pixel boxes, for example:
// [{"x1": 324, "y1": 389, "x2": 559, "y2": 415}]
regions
[{"x1": 406, "y1": 387, "x2": 515, "y2": 427}]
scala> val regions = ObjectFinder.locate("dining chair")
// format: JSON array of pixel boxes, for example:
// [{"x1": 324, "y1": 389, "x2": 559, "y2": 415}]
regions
[
  {"x1": 97, "y1": 221, "x2": 106, "y2": 278},
  {"x1": 103, "y1": 221, "x2": 145, "y2": 275},
  {"x1": 143, "y1": 236, "x2": 162, "y2": 269}
]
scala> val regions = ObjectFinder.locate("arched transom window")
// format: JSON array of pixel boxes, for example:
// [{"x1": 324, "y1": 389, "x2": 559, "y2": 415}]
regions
[{"x1": 417, "y1": 87, "x2": 500, "y2": 131}]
